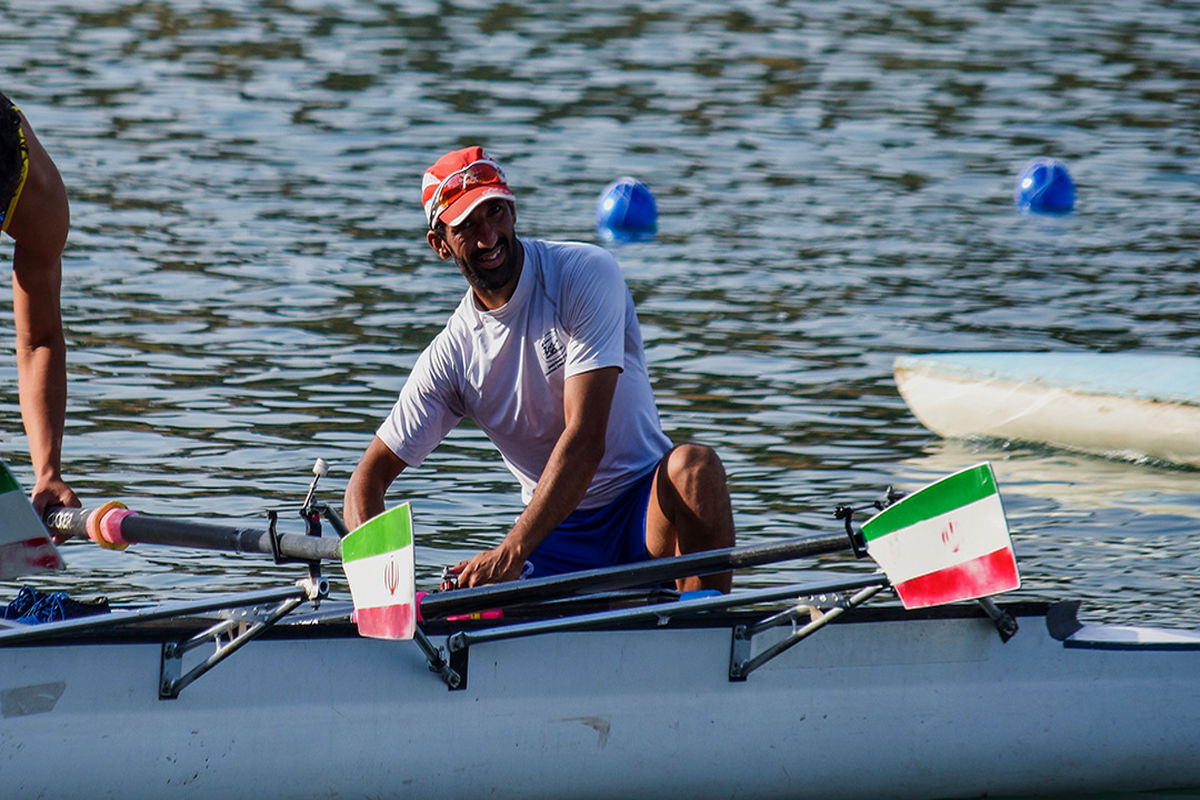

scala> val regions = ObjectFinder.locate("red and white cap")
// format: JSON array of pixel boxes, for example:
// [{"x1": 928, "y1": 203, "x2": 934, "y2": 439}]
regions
[{"x1": 421, "y1": 146, "x2": 515, "y2": 229}]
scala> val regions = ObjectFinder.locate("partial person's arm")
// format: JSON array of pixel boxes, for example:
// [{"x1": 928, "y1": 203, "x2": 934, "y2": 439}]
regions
[
  {"x1": 451, "y1": 366, "x2": 619, "y2": 587},
  {"x1": 343, "y1": 435, "x2": 408, "y2": 530},
  {"x1": 8, "y1": 116, "x2": 77, "y2": 518}
]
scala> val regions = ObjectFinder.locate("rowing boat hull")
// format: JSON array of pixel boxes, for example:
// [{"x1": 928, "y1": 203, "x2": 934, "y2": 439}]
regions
[
  {"x1": 894, "y1": 352, "x2": 1200, "y2": 466},
  {"x1": 4, "y1": 604, "x2": 1200, "y2": 799}
]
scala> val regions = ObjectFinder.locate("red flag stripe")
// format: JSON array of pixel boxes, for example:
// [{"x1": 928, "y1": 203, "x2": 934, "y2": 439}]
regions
[
  {"x1": 0, "y1": 538, "x2": 63, "y2": 572},
  {"x1": 351, "y1": 603, "x2": 416, "y2": 640},
  {"x1": 892, "y1": 547, "x2": 1019, "y2": 609}
]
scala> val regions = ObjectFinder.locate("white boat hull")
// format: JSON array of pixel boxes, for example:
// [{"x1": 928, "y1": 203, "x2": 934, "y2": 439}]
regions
[
  {"x1": 4, "y1": 603, "x2": 1200, "y2": 799},
  {"x1": 894, "y1": 352, "x2": 1200, "y2": 466}
]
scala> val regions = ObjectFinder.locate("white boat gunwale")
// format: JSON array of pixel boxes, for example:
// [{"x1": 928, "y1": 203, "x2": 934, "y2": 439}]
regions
[{"x1": 12, "y1": 595, "x2": 1193, "y2": 647}]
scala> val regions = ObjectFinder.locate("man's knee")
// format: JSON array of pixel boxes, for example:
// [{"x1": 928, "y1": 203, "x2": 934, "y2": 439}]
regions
[
  {"x1": 665, "y1": 443, "x2": 725, "y2": 489},
  {"x1": 659, "y1": 444, "x2": 734, "y2": 557}
]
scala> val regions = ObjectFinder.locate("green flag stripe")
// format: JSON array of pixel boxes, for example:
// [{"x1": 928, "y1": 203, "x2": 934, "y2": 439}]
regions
[
  {"x1": 862, "y1": 464, "x2": 996, "y2": 541},
  {"x1": 341, "y1": 505, "x2": 412, "y2": 562},
  {"x1": 0, "y1": 463, "x2": 21, "y2": 495}
]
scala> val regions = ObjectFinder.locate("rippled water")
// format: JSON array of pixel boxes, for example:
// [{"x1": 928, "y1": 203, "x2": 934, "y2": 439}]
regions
[{"x1": 1, "y1": 1, "x2": 1198, "y2": 632}]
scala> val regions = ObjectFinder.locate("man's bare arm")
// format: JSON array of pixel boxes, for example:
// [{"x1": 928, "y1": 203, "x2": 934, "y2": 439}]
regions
[
  {"x1": 8, "y1": 113, "x2": 76, "y2": 516},
  {"x1": 343, "y1": 435, "x2": 408, "y2": 530},
  {"x1": 452, "y1": 366, "x2": 620, "y2": 587}
]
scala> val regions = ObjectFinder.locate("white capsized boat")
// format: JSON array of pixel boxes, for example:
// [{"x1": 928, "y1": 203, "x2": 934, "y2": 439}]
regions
[
  {"x1": 2, "y1": 462, "x2": 1198, "y2": 799},
  {"x1": 894, "y1": 351, "x2": 1200, "y2": 466}
]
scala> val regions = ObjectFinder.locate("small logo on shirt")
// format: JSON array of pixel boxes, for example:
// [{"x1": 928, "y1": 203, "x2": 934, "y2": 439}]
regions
[{"x1": 538, "y1": 329, "x2": 566, "y2": 375}]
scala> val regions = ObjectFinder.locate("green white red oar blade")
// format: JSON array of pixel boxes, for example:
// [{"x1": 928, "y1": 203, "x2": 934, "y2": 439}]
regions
[
  {"x1": 0, "y1": 461, "x2": 64, "y2": 580},
  {"x1": 341, "y1": 503, "x2": 416, "y2": 640},
  {"x1": 862, "y1": 462, "x2": 1020, "y2": 609}
]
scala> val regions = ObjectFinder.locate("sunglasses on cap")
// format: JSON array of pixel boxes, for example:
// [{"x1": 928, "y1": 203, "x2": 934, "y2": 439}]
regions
[{"x1": 427, "y1": 159, "x2": 507, "y2": 230}]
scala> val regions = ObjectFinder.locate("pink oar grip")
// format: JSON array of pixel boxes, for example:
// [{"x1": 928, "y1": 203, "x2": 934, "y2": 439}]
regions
[
  {"x1": 85, "y1": 502, "x2": 131, "y2": 550},
  {"x1": 100, "y1": 508, "x2": 137, "y2": 548}
]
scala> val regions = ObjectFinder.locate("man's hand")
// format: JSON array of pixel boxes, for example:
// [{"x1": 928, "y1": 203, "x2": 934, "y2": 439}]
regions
[
  {"x1": 32, "y1": 475, "x2": 80, "y2": 544},
  {"x1": 449, "y1": 542, "x2": 526, "y2": 588}
]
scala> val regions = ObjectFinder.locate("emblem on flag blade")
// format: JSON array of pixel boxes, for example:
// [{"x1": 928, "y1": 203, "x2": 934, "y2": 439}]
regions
[
  {"x1": 384, "y1": 558, "x2": 399, "y2": 595},
  {"x1": 941, "y1": 521, "x2": 960, "y2": 553}
]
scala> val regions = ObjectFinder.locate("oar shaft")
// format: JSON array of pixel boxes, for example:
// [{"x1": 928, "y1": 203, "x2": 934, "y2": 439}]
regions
[
  {"x1": 44, "y1": 510, "x2": 853, "y2": 613},
  {"x1": 43, "y1": 508, "x2": 342, "y2": 562},
  {"x1": 420, "y1": 531, "x2": 854, "y2": 619}
]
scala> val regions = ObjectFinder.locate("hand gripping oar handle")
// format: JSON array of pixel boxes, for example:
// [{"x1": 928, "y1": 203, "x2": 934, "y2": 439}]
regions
[{"x1": 43, "y1": 506, "x2": 342, "y2": 562}]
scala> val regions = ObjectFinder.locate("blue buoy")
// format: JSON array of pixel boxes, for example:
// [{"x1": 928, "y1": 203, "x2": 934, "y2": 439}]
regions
[
  {"x1": 597, "y1": 177, "x2": 657, "y2": 242},
  {"x1": 1014, "y1": 157, "x2": 1075, "y2": 214}
]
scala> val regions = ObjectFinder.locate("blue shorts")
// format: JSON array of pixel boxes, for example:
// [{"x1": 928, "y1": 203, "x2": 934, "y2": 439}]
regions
[{"x1": 525, "y1": 466, "x2": 658, "y2": 578}]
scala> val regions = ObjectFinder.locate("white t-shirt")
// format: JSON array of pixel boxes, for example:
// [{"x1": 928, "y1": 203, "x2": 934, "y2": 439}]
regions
[{"x1": 376, "y1": 238, "x2": 672, "y2": 509}]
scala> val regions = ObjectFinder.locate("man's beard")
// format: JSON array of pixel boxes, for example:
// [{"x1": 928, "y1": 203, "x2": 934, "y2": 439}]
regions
[{"x1": 456, "y1": 234, "x2": 519, "y2": 293}]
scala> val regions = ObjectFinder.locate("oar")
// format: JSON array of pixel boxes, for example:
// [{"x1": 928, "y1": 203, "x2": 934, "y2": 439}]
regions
[
  {"x1": 345, "y1": 462, "x2": 1023, "y2": 640},
  {"x1": 43, "y1": 501, "x2": 858, "y2": 621},
  {"x1": 43, "y1": 506, "x2": 341, "y2": 562},
  {"x1": 418, "y1": 531, "x2": 855, "y2": 620},
  {"x1": 44, "y1": 500, "x2": 859, "y2": 633},
  {"x1": 337, "y1": 504, "x2": 861, "y2": 662},
  {"x1": 40, "y1": 463, "x2": 1021, "y2": 643}
]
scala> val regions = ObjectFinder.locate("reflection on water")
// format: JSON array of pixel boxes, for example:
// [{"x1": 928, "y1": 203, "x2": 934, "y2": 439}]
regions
[
  {"x1": 0, "y1": 2, "x2": 1197, "y2": 630},
  {"x1": 902, "y1": 441, "x2": 1200, "y2": 519}
]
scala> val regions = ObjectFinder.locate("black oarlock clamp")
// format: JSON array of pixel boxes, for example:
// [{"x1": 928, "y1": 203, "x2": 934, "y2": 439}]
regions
[
  {"x1": 834, "y1": 484, "x2": 906, "y2": 559},
  {"x1": 834, "y1": 504, "x2": 869, "y2": 558},
  {"x1": 266, "y1": 458, "x2": 334, "y2": 590},
  {"x1": 267, "y1": 510, "x2": 285, "y2": 564}
]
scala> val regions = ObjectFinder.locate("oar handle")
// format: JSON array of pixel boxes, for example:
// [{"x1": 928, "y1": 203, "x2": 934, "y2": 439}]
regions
[{"x1": 44, "y1": 507, "x2": 342, "y2": 562}]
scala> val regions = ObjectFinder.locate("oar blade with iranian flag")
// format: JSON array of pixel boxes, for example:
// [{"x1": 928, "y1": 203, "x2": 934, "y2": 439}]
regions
[
  {"x1": 0, "y1": 460, "x2": 64, "y2": 580},
  {"x1": 862, "y1": 462, "x2": 1019, "y2": 609},
  {"x1": 341, "y1": 503, "x2": 416, "y2": 640}
]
